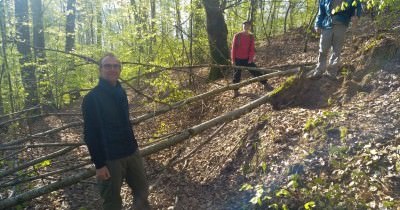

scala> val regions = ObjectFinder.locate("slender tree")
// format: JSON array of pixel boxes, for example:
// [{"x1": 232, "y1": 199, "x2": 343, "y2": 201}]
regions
[
  {"x1": 0, "y1": 0, "x2": 7, "y2": 115},
  {"x1": 249, "y1": 0, "x2": 257, "y2": 34},
  {"x1": 32, "y1": 0, "x2": 55, "y2": 109},
  {"x1": 96, "y1": 2, "x2": 102, "y2": 47},
  {"x1": 15, "y1": 0, "x2": 39, "y2": 111},
  {"x1": 150, "y1": 0, "x2": 156, "y2": 54},
  {"x1": 65, "y1": 0, "x2": 76, "y2": 52},
  {"x1": 202, "y1": 0, "x2": 229, "y2": 81}
]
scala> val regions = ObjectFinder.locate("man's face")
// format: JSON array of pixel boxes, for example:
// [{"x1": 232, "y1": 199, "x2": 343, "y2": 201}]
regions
[
  {"x1": 100, "y1": 56, "x2": 121, "y2": 85},
  {"x1": 243, "y1": 23, "x2": 251, "y2": 31}
]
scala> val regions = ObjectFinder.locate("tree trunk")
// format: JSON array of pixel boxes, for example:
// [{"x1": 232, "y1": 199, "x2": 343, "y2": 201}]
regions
[
  {"x1": 193, "y1": 0, "x2": 205, "y2": 64},
  {"x1": 249, "y1": 0, "x2": 257, "y2": 35},
  {"x1": 0, "y1": 64, "x2": 4, "y2": 115},
  {"x1": 202, "y1": 0, "x2": 229, "y2": 81},
  {"x1": 65, "y1": 0, "x2": 79, "y2": 104},
  {"x1": 148, "y1": 0, "x2": 156, "y2": 55},
  {"x1": 32, "y1": 0, "x2": 55, "y2": 110},
  {"x1": 269, "y1": 1, "x2": 277, "y2": 39},
  {"x1": 189, "y1": 0, "x2": 194, "y2": 84},
  {"x1": 175, "y1": 0, "x2": 189, "y2": 65},
  {"x1": 65, "y1": 0, "x2": 76, "y2": 52},
  {"x1": 0, "y1": 0, "x2": 7, "y2": 115},
  {"x1": 96, "y1": 3, "x2": 102, "y2": 48},
  {"x1": 284, "y1": 1, "x2": 292, "y2": 33},
  {"x1": 15, "y1": 0, "x2": 39, "y2": 111}
]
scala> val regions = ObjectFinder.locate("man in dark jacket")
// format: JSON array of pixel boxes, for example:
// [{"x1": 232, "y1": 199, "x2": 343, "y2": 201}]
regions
[
  {"x1": 82, "y1": 53, "x2": 150, "y2": 210},
  {"x1": 308, "y1": 0, "x2": 361, "y2": 79}
]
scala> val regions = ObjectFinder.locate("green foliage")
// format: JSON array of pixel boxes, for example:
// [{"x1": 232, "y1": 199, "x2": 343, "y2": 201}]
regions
[
  {"x1": 260, "y1": 161, "x2": 267, "y2": 174},
  {"x1": 339, "y1": 126, "x2": 348, "y2": 141},
  {"x1": 148, "y1": 72, "x2": 194, "y2": 104},
  {"x1": 304, "y1": 201, "x2": 316, "y2": 209},
  {"x1": 270, "y1": 75, "x2": 297, "y2": 97},
  {"x1": 303, "y1": 117, "x2": 323, "y2": 132},
  {"x1": 151, "y1": 121, "x2": 170, "y2": 141},
  {"x1": 275, "y1": 188, "x2": 290, "y2": 197},
  {"x1": 33, "y1": 160, "x2": 51, "y2": 170}
]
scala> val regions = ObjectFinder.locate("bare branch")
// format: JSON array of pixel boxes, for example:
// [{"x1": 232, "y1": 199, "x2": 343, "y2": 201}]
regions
[
  {"x1": 0, "y1": 146, "x2": 78, "y2": 178},
  {"x1": 0, "y1": 161, "x2": 91, "y2": 188},
  {"x1": 0, "y1": 142, "x2": 84, "y2": 151}
]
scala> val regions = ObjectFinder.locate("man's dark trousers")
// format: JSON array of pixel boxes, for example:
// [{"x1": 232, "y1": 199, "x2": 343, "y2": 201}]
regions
[
  {"x1": 97, "y1": 150, "x2": 150, "y2": 210},
  {"x1": 233, "y1": 58, "x2": 267, "y2": 85}
]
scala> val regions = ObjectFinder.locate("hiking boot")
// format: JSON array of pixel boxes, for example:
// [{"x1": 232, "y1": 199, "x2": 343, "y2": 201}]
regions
[
  {"x1": 233, "y1": 89, "x2": 240, "y2": 98},
  {"x1": 263, "y1": 83, "x2": 274, "y2": 91},
  {"x1": 307, "y1": 69, "x2": 323, "y2": 79}
]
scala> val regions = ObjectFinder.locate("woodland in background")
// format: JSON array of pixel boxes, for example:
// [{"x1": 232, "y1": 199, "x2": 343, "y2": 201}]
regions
[
  {"x1": 0, "y1": 0, "x2": 398, "y2": 114},
  {"x1": 0, "y1": 0, "x2": 399, "y2": 209},
  {"x1": 0, "y1": 0, "x2": 336, "y2": 115}
]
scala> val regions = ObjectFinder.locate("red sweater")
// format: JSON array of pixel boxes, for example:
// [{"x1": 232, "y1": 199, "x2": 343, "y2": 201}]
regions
[{"x1": 231, "y1": 32, "x2": 255, "y2": 63}]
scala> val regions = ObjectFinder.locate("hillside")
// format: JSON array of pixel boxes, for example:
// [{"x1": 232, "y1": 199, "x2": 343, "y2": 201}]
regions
[{"x1": 0, "y1": 17, "x2": 399, "y2": 210}]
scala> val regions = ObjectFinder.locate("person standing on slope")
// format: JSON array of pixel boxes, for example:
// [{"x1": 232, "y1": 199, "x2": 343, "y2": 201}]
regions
[
  {"x1": 231, "y1": 21, "x2": 273, "y2": 98},
  {"x1": 308, "y1": 0, "x2": 362, "y2": 79}
]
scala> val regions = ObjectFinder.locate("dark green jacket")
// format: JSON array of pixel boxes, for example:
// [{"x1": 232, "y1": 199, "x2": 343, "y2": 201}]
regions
[{"x1": 82, "y1": 78, "x2": 138, "y2": 169}]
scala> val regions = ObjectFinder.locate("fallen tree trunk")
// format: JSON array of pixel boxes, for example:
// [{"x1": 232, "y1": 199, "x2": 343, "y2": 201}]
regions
[
  {"x1": 0, "y1": 168, "x2": 95, "y2": 209},
  {"x1": 140, "y1": 83, "x2": 281, "y2": 155},
  {"x1": 133, "y1": 68, "x2": 299, "y2": 124}
]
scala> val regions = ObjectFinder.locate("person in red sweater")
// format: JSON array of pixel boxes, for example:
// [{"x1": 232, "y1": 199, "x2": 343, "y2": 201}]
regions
[{"x1": 231, "y1": 21, "x2": 273, "y2": 98}]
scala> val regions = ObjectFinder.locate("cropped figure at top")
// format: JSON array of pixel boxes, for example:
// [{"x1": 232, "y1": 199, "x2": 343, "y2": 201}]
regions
[
  {"x1": 308, "y1": 0, "x2": 362, "y2": 79},
  {"x1": 231, "y1": 20, "x2": 273, "y2": 98}
]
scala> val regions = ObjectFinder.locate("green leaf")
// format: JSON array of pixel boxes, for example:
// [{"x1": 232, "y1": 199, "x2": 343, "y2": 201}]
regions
[
  {"x1": 240, "y1": 183, "x2": 253, "y2": 191},
  {"x1": 276, "y1": 189, "x2": 290, "y2": 197},
  {"x1": 304, "y1": 201, "x2": 316, "y2": 210},
  {"x1": 261, "y1": 161, "x2": 267, "y2": 173},
  {"x1": 282, "y1": 204, "x2": 289, "y2": 210}
]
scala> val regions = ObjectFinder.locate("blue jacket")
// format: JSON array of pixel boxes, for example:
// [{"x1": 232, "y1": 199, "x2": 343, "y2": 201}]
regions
[
  {"x1": 82, "y1": 78, "x2": 138, "y2": 169},
  {"x1": 315, "y1": 0, "x2": 362, "y2": 29}
]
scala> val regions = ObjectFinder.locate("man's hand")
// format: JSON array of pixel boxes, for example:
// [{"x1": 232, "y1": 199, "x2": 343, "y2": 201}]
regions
[
  {"x1": 96, "y1": 166, "x2": 111, "y2": 180},
  {"x1": 231, "y1": 60, "x2": 235, "y2": 65},
  {"x1": 315, "y1": 27, "x2": 322, "y2": 34}
]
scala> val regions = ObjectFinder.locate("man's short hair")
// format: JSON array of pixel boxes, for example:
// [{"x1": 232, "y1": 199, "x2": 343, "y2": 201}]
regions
[
  {"x1": 99, "y1": 52, "x2": 120, "y2": 69},
  {"x1": 242, "y1": 20, "x2": 252, "y2": 25}
]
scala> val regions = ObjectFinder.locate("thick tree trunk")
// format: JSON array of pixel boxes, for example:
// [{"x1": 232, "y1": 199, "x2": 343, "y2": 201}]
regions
[
  {"x1": 202, "y1": 0, "x2": 229, "y2": 81},
  {"x1": 15, "y1": 0, "x2": 39, "y2": 110},
  {"x1": 65, "y1": 0, "x2": 76, "y2": 52},
  {"x1": 32, "y1": 0, "x2": 55, "y2": 110}
]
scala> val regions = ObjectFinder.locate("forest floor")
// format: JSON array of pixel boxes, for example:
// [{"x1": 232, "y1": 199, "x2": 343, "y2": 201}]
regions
[{"x1": 4, "y1": 17, "x2": 399, "y2": 210}]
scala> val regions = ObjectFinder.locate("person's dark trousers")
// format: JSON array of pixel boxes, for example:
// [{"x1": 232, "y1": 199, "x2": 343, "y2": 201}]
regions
[
  {"x1": 233, "y1": 58, "x2": 267, "y2": 85},
  {"x1": 97, "y1": 150, "x2": 150, "y2": 210}
]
